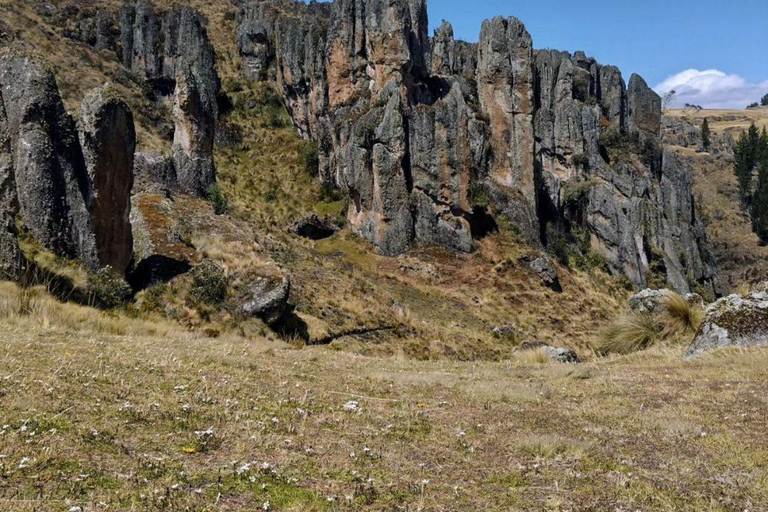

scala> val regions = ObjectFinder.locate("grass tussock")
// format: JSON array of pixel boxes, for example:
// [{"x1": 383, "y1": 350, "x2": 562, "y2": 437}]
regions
[
  {"x1": 595, "y1": 292, "x2": 705, "y2": 355},
  {"x1": 0, "y1": 281, "x2": 185, "y2": 338}
]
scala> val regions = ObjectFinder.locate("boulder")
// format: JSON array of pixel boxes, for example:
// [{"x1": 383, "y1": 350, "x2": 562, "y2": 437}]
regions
[
  {"x1": 242, "y1": 276, "x2": 291, "y2": 325},
  {"x1": 529, "y1": 256, "x2": 562, "y2": 292},
  {"x1": 128, "y1": 193, "x2": 194, "y2": 290},
  {"x1": 79, "y1": 85, "x2": 136, "y2": 274},
  {"x1": 0, "y1": 56, "x2": 98, "y2": 269},
  {"x1": 687, "y1": 290, "x2": 768, "y2": 357},
  {"x1": 628, "y1": 288, "x2": 674, "y2": 315}
]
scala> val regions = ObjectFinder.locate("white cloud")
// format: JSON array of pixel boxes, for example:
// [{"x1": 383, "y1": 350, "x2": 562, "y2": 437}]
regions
[{"x1": 654, "y1": 69, "x2": 768, "y2": 109}]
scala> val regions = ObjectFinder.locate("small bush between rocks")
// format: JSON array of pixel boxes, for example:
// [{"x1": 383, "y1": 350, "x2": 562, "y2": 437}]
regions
[
  {"x1": 207, "y1": 184, "x2": 229, "y2": 215},
  {"x1": 191, "y1": 261, "x2": 228, "y2": 306},
  {"x1": 89, "y1": 267, "x2": 132, "y2": 309}
]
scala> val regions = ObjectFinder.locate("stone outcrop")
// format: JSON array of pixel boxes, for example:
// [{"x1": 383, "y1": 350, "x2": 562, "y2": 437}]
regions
[
  {"x1": 79, "y1": 85, "x2": 136, "y2": 274},
  {"x1": 74, "y1": 3, "x2": 221, "y2": 198},
  {"x1": 0, "y1": 91, "x2": 23, "y2": 281},
  {"x1": 0, "y1": 56, "x2": 98, "y2": 270},
  {"x1": 242, "y1": 276, "x2": 291, "y2": 325},
  {"x1": 172, "y1": 67, "x2": 216, "y2": 196},
  {"x1": 237, "y1": 0, "x2": 718, "y2": 294},
  {"x1": 687, "y1": 290, "x2": 768, "y2": 357}
]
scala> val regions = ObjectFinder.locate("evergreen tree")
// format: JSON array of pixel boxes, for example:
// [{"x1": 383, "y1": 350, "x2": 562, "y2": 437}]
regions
[
  {"x1": 762, "y1": 93, "x2": 768, "y2": 107},
  {"x1": 701, "y1": 118, "x2": 711, "y2": 150}
]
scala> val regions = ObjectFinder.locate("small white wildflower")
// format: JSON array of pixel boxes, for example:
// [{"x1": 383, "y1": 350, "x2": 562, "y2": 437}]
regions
[
  {"x1": 118, "y1": 402, "x2": 133, "y2": 412},
  {"x1": 182, "y1": 404, "x2": 191, "y2": 412},
  {"x1": 262, "y1": 501, "x2": 271, "y2": 510},
  {"x1": 343, "y1": 401, "x2": 360, "y2": 412},
  {"x1": 171, "y1": 483, "x2": 180, "y2": 490},
  {"x1": 194, "y1": 427, "x2": 214, "y2": 438},
  {"x1": 270, "y1": 417, "x2": 279, "y2": 424},
  {"x1": 18, "y1": 457, "x2": 33, "y2": 469},
  {"x1": 69, "y1": 507, "x2": 83, "y2": 512}
]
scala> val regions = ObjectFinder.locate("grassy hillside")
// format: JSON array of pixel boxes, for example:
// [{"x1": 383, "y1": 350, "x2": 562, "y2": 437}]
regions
[{"x1": 0, "y1": 287, "x2": 766, "y2": 511}]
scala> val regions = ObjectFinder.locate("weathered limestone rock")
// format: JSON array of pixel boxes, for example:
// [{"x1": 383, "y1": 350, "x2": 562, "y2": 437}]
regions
[
  {"x1": 431, "y1": 21, "x2": 454, "y2": 76},
  {"x1": 0, "y1": 56, "x2": 98, "y2": 269},
  {"x1": 237, "y1": 3, "x2": 275, "y2": 81},
  {"x1": 172, "y1": 67, "x2": 216, "y2": 196},
  {"x1": 0, "y1": 91, "x2": 23, "y2": 281},
  {"x1": 599, "y1": 65, "x2": 626, "y2": 128},
  {"x1": 343, "y1": 90, "x2": 413, "y2": 255},
  {"x1": 79, "y1": 85, "x2": 136, "y2": 275},
  {"x1": 687, "y1": 290, "x2": 768, "y2": 357},
  {"x1": 133, "y1": 151, "x2": 176, "y2": 192},
  {"x1": 477, "y1": 17, "x2": 535, "y2": 192},
  {"x1": 628, "y1": 288, "x2": 674, "y2": 315},
  {"x1": 409, "y1": 82, "x2": 482, "y2": 252},
  {"x1": 477, "y1": 17, "x2": 537, "y2": 240},
  {"x1": 234, "y1": 0, "x2": 718, "y2": 294},
  {"x1": 242, "y1": 276, "x2": 291, "y2": 325},
  {"x1": 529, "y1": 256, "x2": 562, "y2": 292},
  {"x1": 628, "y1": 74, "x2": 661, "y2": 136},
  {"x1": 326, "y1": 0, "x2": 367, "y2": 107},
  {"x1": 128, "y1": 193, "x2": 193, "y2": 289}
]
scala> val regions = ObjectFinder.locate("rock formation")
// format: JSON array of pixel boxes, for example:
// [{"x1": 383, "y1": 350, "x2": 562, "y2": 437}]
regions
[
  {"x1": 172, "y1": 67, "x2": 216, "y2": 196},
  {"x1": 75, "y1": 3, "x2": 221, "y2": 198},
  {"x1": 237, "y1": 0, "x2": 718, "y2": 294},
  {"x1": 0, "y1": 91, "x2": 23, "y2": 281},
  {"x1": 0, "y1": 56, "x2": 98, "y2": 270},
  {"x1": 79, "y1": 85, "x2": 136, "y2": 275},
  {"x1": 687, "y1": 289, "x2": 768, "y2": 357}
]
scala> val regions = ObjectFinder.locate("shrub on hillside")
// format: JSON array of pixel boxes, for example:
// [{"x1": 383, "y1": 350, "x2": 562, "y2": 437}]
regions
[
  {"x1": 206, "y1": 184, "x2": 228, "y2": 215},
  {"x1": 191, "y1": 261, "x2": 228, "y2": 306},
  {"x1": 89, "y1": 267, "x2": 132, "y2": 309},
  {"x1": 300, "y1": 141, "x2": 320, "y2": 177}
]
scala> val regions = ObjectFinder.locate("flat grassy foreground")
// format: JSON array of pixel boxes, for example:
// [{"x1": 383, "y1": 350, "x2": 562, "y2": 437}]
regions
[{"x1": 0, "y1": 291, "x2": 766, "y2": 511}]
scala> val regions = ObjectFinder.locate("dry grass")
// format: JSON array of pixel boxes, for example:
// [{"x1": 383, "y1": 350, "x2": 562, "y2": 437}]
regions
[
  {"x1": 595, "y1": 293, "x2": 705, "y2": 355},
  {"x1": 0, "y1": 287, "x2": 766, "y2": 511}
]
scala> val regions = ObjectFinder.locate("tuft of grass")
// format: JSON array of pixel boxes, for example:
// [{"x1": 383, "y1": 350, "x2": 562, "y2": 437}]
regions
[
  {"x1": 595, "y1": 313, "x2": 661, "y2": 355},
  {"x1": 595, "y1": 292, "x2": 705, "y2": 355},
  {"x1": 662, "y1": 292, "x2": 705, "y2": 334}
]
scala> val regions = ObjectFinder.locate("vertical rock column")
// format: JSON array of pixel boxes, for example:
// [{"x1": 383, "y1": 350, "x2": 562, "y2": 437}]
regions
[
  {"x1": 0, "y1": 91, "x2": 22, "y2": 281},
  {"x1": 79, "y1": 85, "x2": 136, "y2": 275},
  {"x1": 0, "y1": 56, "x2": 98, "y2": 269},
  {"x1": 477, "y1": 17, "x2": 538, "y2": 242}
]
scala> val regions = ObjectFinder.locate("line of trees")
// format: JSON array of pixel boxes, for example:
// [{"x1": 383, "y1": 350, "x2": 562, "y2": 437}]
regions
[{"x1": 734, "y1": 123, "x2": 768, "y2": 242}]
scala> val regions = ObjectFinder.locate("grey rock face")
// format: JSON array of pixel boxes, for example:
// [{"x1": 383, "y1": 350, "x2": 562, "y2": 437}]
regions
[
  {"x1": 133, "y1": 151, "x2": 176, "y2": 192},
  {"x1": 431, "y1": 21, "x2": 454, "y2": 76},
  {"x1": 628, "y1": 74, "x2": 661, "y2": 136},
  {"x1": 344, "y1": 91, "x2": 414, "y2": 255},
  {"x1": 628, "y1": 288, "x2": 674, "y2": 315},
  {"x1": 172, "y1": 67, "x2": 216, "y2": 196},
  {"x1": 235, "y1": 0, "x2": 717, "y2": 293},
  {"x1": 686, "y1": 291, "x2": 768, "y2": 357},
  {"x1": 0, "y1": 56, "x2": 98, "y2": 269},
  {"x1": 477, "y1": 17, "x2": 536, "y2": 207},
  {"x1": 243, "y1": 276, "x2": 291, "y2": 325},
  {"x1": 541, "y1": 346, "x2": 580, "y2": 363},
  {"x1": 529, "y1": 256, "x2": 562, "y2": 292},
  {"x1": 0, "y1": 91, "x2": 23, "y2": 281},
  {"x1": 79, "y1": 85, "x2": 136, "y2": 275}
]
